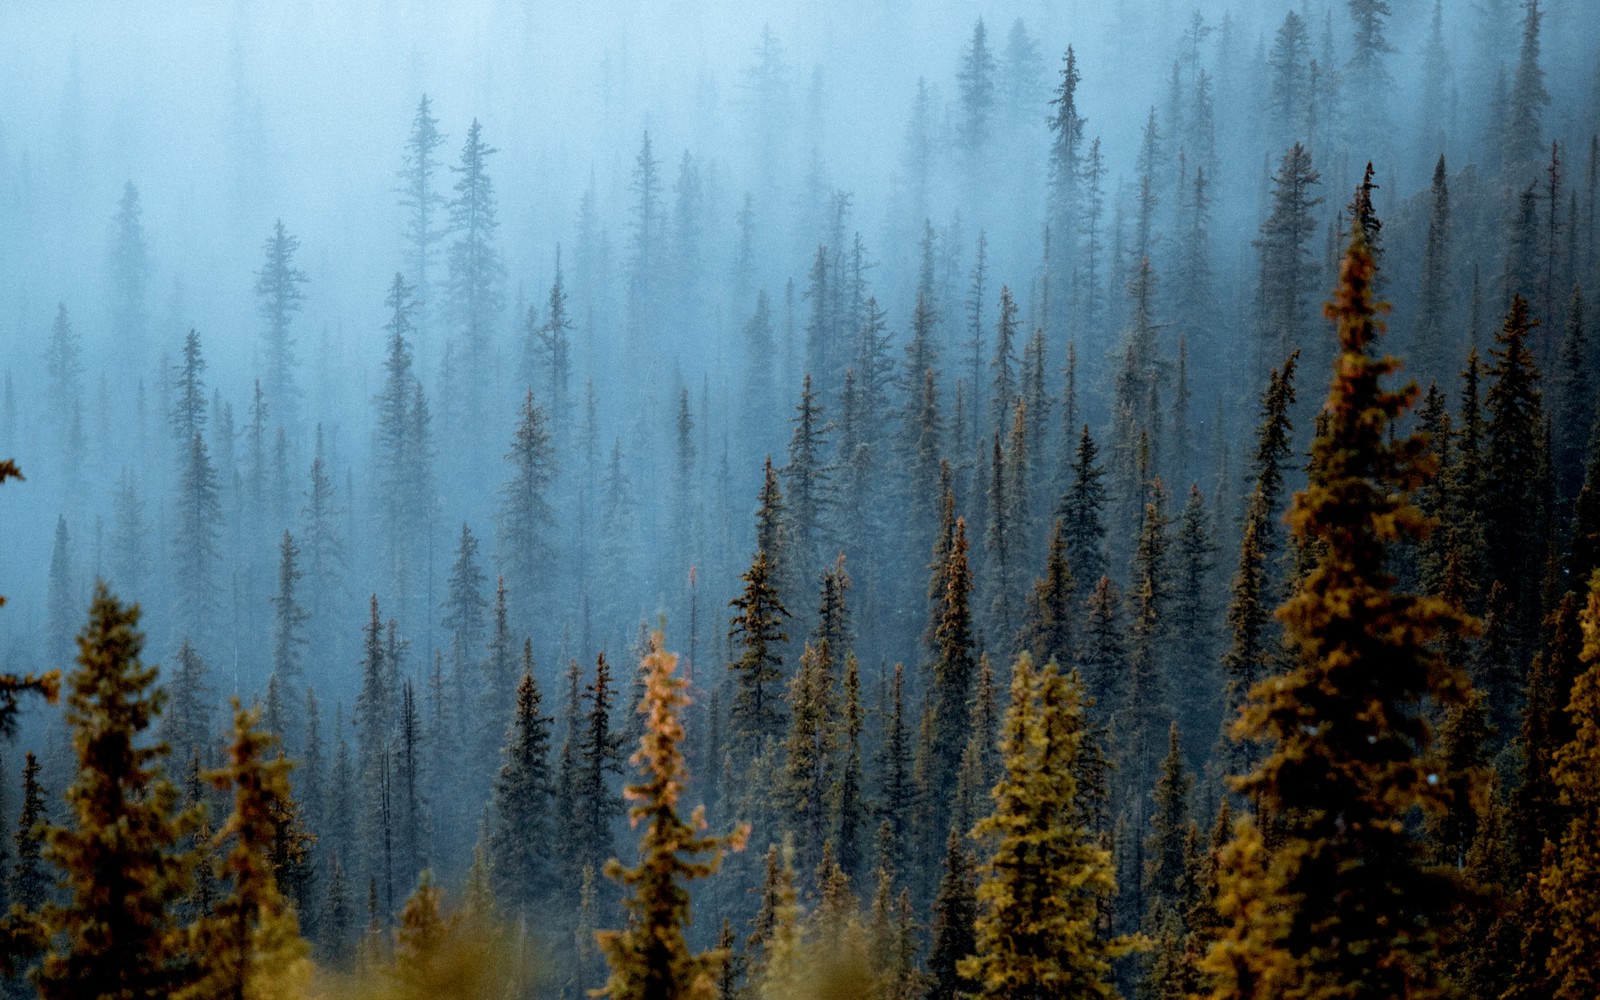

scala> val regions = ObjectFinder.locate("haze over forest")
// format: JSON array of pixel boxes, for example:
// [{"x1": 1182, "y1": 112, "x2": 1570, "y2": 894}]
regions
[{"x1": 0, "y1": 1, "x2": 1598, "y2": 997}]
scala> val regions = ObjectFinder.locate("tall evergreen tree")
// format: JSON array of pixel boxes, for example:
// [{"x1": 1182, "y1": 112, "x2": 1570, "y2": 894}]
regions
[
  {"x1": 497, "y1": 390, "x2": 555, "y2": 624},
  {"x1": 254, "y1": 220, "x2": 308, "y2": 425},
  {"x1": 34, "y1": 585, "x2": 197, "y2": 1000},
  {"x1": 961, "y1": 655, "x2": 1135, "y2": 998},
  {"x1": 1255, "y1": 144, "x2": 1323, "y2": 379},
  {"x1": 446, "y1": 119, "x2": 504, "y2": 423},
  {"x1": 397, "y1": 94, "x2": 447, "y2": 341},
  {"x1": 491, "y1": 660, "x2": 554, "y2": 914},
  {"x1": 1205, "y1": 223, "x2": 1470, "y2": 998},
  {"x1": 596, "y1": 635, "x2": 747, "y2": 1000}
]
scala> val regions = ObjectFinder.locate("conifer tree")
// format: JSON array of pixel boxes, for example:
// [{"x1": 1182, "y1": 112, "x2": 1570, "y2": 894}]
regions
[
  {"x1": 782, "y1": 374, "x2": 830, "y2": 589},
  {"x1": 1542, "y1": 573, "x2": 1600, "y2": 997},
  {"x1": 1414, "y1": 156, "x2": 1454, "y2": 383},
  {"x1": 596, "y1": 634, "x2": 748, "y2": 1000},
  {"x1": 397, "y1": 94, "x2": 447, "y2": 341},
  {"x1": 781, "y1": 641, "x2": 834, "y2": 878},
  {"x1": 926, "y1": 829, "x2": 977, "y2": 1000},
  {"x1": 957, "y1": 18, "x2": 996, "y2": 154},
  {"x1": 35, "y1": 585, "x2": 196, "y2": 1000},
  {"x1": 962, "y1": 654, "x2": 1135, "y2": 998},
  {"x1": 108, "y1": 181, "x2": 150, "y2": 368},
  {"x1": 1266, "y1": 12, "x2": 1309, "y2": 147},
  {"x1": 172, "y1": 430, "x2": 222, "y2": 651},
  {"x1": 446, "y1": 119, "x2": 503, "y2": 422},
  {"x1": 1206, "y1": 222, "x2": 1471, "y2": 998},
  {"x1": 576, "y1": 654, "x2": 625, "y2": 881},
  {"x1": 1059, "y1": 424, "x2": 1109, "y2": 589},
  {"x1": 255, "y1": 220, "x2": 308, "y2": 425},
  {"x1": 1485, "y1": 295, "x2": 1546, "y2": 645},
  {"x1": 491, "y1": 661, "x2": 553, "y2": 914},
  {"x1": 728, "y1": 551, "x2": 790, "y2": 757},
  {"x1": 441, "y1": 522, "x2": 486, "y2": 725},
  {"x1": 1019, "y1": 519, "x2": 1075, "y2": 668},
  {"x1": 8, "y1": 753, "x2": 48, "y2": 916},
  {"x1": 927, "y1": 518, "x2": 977, "y2": 837},
  {"x1": 1505, "y1": 0, "x2": 1549, "y2": 170},
  {"x1": 833, "y1": 651, "x2": 866, "y2": 884},
  {"x1": 1255, "y1": 145, "x2": 1322, "y2": 379},
  {"x1": 1081, "y1": 575, "x2": 1127, "y2": 722},
  {"x1": 184, "y1": 701, "x2": 310, "y2": 1000},
  {"x1": 497, "y1": 390, "x2": 555, "y2": 624},
  {"x1": 270, "y1": 531, "x2": 308, "y2": 722},
  {"x1": 876, "y1": 663, "x2": 915, "y2": 884}
]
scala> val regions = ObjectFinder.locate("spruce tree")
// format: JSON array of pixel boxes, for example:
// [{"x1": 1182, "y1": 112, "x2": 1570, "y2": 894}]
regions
[
  {"x1": 1205, "y1": 222, "x2": 1471, "y2": 998},
  {"x1": 1541, "y1": 573, "x2": 1600, "y2": 997},
  {"x1": 728, "y1": 550, "x2": 790, "y2": 757},
  {"x1": 926, "y1": 829, "x2": 977, "y2": 1000},
  {"x1": 34, "y1": 585, "x2": 196, "y2": 1000},
  {"x1": 491, "y1": 661, "x2": 554, "y2": 914},
  {"x1": 1254, "y1": 144, "x2": 1322, "y2": 379},
  {"x1": 397, "y1": 94, "x2": 447, "y2": 341},
  {"x1": 1059, "y1": 424, "x2": 1109, "y2": 589},
  {"x1": 1018, "y1": 519, "x2": 1075, "y2": 667},
  {"x1": 596, "y1": 635, "x2": 748, "y2": 1000},
  {"x1": 185, "y1": 701, "x2": 310, "y2": 1000},
  {"x1": 446, "y1": 119, "x2": 504, "y2": 423},
  {"x1": 961, "y1": 654, "x2": 1135, "y2": 997},
  {"x1": 254, "y1": 220, "x2": 308, "y2": 425},
  {"x1": 497, "y1": 390, "x2": 555, "y2": 625}
]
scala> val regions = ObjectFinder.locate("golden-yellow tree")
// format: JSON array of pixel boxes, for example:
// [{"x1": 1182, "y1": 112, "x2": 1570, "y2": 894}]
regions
[
  {"x1": 1203, "y1": 220, "x2": 1473, "y2": 999},
  {"x1": 960, "y1": 652, "x2": 1137, "y2": 998},
  {"x1": 1542, "y1": 572, "x2": 1600, "y2": 997},
  {"x1": 180, "y1": 700, "x2": 309, "y2": 1000},
  {"x1": 596, "y1": 633, "x2": 748, "y2": 1000}
]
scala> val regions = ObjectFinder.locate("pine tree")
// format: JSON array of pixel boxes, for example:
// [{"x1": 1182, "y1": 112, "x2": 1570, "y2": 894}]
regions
[
  {"x1": 1047, "y1": 46, "x2": 1086, "y2": 294},
  {"x1": 961, "y1": 654, "x2": 1135, "y2": 997},
  {"x1": 397, "y1": 94, "x2": 447, "y2": 340},
  {"x1": 928, "y1": 518, "x2": 977, "y2": 838},
  {"x1": 877, "y1": 664, "x2": 915, "y2": 884},
  {"x1": 728, "y1": 550, "x2": 790, "y2": 757},
  {"x1": 34, "y1": 585, "x2": 197, "y2": 1000},
  {"x1": 446, "y1": 119, "x2": 503, "y2": 422},
  {"x1": 1542, "y1": 573, "x2": 1600, "y2": 997},
  {"x1": 497, "y1": 390, "x2": 555, "y2": 624},
  {"x1": 1484, "y1": 295, "x2": 1546, "y2": 645},
  {"x1": 184, "y1": 700, "x2": 310, "y2": 1000},
  {"x1": 956, "y1": 18, "x2": 996, "y2": 154},
  {"x1": 1019, "y1": 519, "x2": 1075, "y2": 667},
  {"x1": 172, "y1": 430, "x2": 222, "y2": 654},
  {"x1": 1205, "y1": 222, "x2": 1471, "y2": 998},
  {"x1": 833, "y1": 651, "x2": 866, "y2": 885},
  {"x1": 576, "y1": 654, "x2": 625, "y2": 881},
  {"x1": 1255, "y1": 144, "x2": 1323, "y2": 379},
  {"x1": 255, "y1": 220, "x2": 308, "y2": 425},
  {"x1": 441, "y1": 522, "x2": 486, "y2": 729},
  {"x1": 783, "y1": 374, "x2": 830, "y2": 589},
  {"x1": 8, "y1": 753, "x2": 48, "y2": 914},
  {"x1": 1266, "y1": 12, "x2": 1310, "y2": 146},
  {"x1": 926, "y1": 829, "x2": 977, "y2": 1000},
  {"x1": 1505, "y1": 0, "x2": 1549, "y2": 170},
  {"x1": 169, "y1": 328, "x2": 207, "y2": 448},
  {"x1": 781, "y1": 641, "x2": 834, "y2": 878},
  {"x1": 1060, "y1": 424, "x2": 1109, "y2": 589},
  {"x1": 596, "y1": 634, "x2": 748, "y2": 1000},
  {"x1": 1414, "y1": 156, "x2": 1454, "y2": 383},
  {"x1": 108, "y1": 181, "x2": 150, "y2": 369},
  {"x1": 491, "y1": 661, "x2": 553, "y2": 914},
  {"x1": 536, "y1": 253, "x2": 574, "y2": 435},
  {"x1": 270, "y1": 531, "x2": 308, "y2": 721}
]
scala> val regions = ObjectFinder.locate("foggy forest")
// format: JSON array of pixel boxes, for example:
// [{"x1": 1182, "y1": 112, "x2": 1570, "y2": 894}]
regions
[{"x1": 0, "y1": 0, "x2": 1598, "y2": 997}]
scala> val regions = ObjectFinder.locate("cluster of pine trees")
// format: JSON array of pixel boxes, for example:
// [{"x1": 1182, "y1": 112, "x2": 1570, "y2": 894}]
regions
[{"x1": 2, "y1": 0, "x2": 1600, "y2": 997}]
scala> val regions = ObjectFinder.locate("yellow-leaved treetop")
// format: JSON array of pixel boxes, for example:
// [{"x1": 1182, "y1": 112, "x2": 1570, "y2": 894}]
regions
[
  {"x1": 1203, "y1": 218, "x2": 1473, "y2": 999},
  {"x1": 596, "y1": 632, "x2": 748, "y2": 1000},
  {"x1": 1542, "y1": 571, "x2": 1600, "y2": 998},
  {"x1": 179, "y1": 699, "x2": 310, "y2": 1000},
  {"x1": 960, "y1": 652, "x2": 1138, "y2": 999},
  {"x1": 35, "y1": 584, "x2": 194, "y2": 1000}
]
